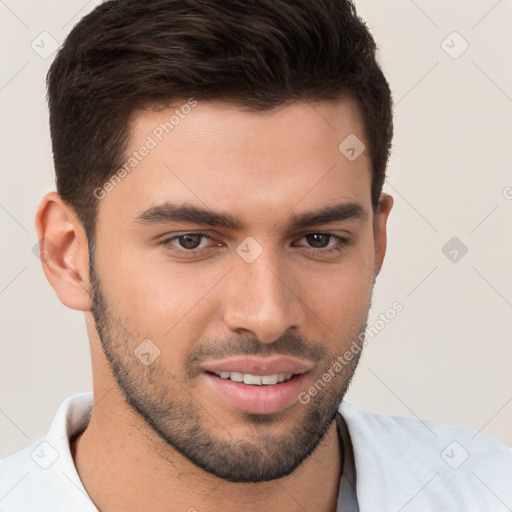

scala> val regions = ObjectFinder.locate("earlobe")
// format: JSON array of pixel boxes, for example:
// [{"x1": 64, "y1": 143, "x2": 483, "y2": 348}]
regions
[
  {"x1": 35, "y1": 191, "x2": 92, "y2": 312},
  {"x1": 373, "y1": 193, "x2": 393, "y2": 277}
]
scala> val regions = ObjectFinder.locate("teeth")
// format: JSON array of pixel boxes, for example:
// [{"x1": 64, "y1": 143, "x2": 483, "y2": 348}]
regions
[
  {"x1": 229, "y1": 372, "x2": 244, "y2": 383},
  {"x1": 243, "y1": 374, "x2": 262, "y2": 385},
  {"x1": 261, "y1": 374, "x2": 279, "y2": 385},
  {"x1": 217, "y1": 372, "x2": 293, "y2": 385}
]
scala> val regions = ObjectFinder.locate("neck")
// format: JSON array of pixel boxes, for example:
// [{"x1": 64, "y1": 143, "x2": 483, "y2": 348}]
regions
[{"x1": 71, "y1": 386, "x2": 343, "y2": 512}]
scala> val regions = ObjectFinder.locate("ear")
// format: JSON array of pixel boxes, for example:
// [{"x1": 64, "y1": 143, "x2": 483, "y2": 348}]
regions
[
  {"x1": 373, "y1": 193, "x2": 393, "y2": 277},
  {"x1": 34, "y1": 191, "x2": 92, "y2": 311}
]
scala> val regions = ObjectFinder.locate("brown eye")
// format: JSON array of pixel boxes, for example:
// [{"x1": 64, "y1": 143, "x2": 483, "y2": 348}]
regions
[
  {"x1": 176, "y1": 234, "x2": 204, "y2": 249},
  {"x1": 304, "y1": 233, "x2": 332, "y2": 248},
  {"x1": 294, "y1": 233, "x2": 351, "y2": 256},
  {"x1": 162, "y1": 233, "x2": 213, "y2": 252}
]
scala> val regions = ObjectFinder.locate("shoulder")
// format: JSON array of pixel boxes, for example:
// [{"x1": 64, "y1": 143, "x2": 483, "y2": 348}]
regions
[
  {"x1": 0, "y1": 392, "x2": 96, "y2": 512},
  {"x1": 339, "y1": 401, "x2": 512, "y2": 511},
  {"x1": 340, "y1": 401, "x2": 511, "y2": 458}
]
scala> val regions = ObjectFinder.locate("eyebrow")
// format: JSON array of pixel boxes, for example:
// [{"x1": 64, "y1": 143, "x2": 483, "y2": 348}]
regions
[{"x1": 133, "y1": 201, "x2": 367, "y2": 230}]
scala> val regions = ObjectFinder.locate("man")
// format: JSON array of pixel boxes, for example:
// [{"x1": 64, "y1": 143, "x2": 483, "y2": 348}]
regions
[{"x1": 0, "y1": 0, "x2": 510, "y2": 510}]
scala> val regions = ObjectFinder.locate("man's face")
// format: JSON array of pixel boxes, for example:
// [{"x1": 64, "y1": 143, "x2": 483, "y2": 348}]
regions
[{"x1": 88, "y1": 97, "x2": 388, "y2": 482}]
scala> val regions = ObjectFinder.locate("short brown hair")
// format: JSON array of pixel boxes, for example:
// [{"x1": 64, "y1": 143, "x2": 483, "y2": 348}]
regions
[{"x1": 47, "y1": 0, "x2": 393, "y2": 243}]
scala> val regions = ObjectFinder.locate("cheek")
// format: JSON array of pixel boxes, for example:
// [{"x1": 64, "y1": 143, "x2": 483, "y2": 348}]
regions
[
  {"x1": 106, "y1": 249, "x2": 229, "y2": 341},
  {"x1": 309, "y1": 273, "x2": 372, "y2": 331},
  {"x1": 298, "y1": 239, "x2": 375, "y2": 338}
]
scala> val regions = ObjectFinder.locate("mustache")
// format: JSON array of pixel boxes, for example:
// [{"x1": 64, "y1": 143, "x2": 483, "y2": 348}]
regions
[{"x1": 184, "y1": 332, "x2": 326, "y2": 378}]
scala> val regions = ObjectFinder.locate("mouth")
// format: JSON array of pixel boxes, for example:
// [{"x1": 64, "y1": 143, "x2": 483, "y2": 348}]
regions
[{"x1": 201, "y1": 356, "x2": 312, "y2": 415}]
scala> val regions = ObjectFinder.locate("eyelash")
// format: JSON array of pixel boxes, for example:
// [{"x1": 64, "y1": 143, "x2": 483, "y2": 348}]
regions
[{"x1": 160, "y1": 232, "x2": 350, "y2": 257}]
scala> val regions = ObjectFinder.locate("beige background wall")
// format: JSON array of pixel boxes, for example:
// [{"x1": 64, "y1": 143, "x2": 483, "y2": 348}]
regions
[{"x1": 0, "y1": 0, "x2": 511, "y2": 459}]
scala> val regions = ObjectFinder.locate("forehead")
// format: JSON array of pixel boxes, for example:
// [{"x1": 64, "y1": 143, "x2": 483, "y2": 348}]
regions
[{"x1": 97, "y1": 97, "x2": 372, "y2": 231}]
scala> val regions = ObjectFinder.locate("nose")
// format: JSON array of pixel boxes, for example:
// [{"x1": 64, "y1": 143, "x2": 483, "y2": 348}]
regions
[{"x1": 222, "y1": 247, "x2": 305, "y2": 344}]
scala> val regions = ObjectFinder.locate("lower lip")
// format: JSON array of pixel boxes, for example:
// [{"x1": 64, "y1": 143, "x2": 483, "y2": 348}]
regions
[{"x1": 203, "y1": 372, "x2": 308, "y2": 415}]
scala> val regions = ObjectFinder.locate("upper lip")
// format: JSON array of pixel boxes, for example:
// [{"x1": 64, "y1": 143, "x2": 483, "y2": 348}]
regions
[{"x1": 201, "y1": 356, "x2": 314, "y2": 376}]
